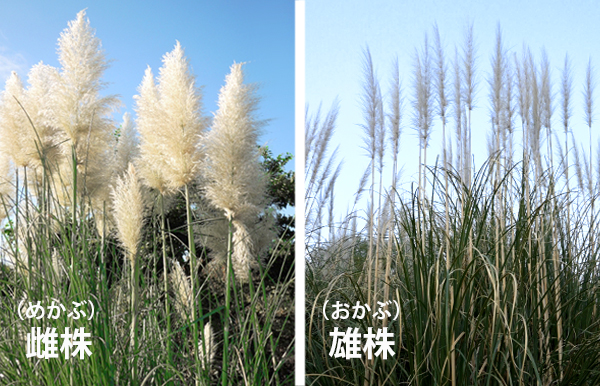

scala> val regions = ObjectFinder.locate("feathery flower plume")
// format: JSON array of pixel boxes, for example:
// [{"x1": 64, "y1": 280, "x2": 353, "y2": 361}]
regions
[
  {"x1": 584, "y1": 58, "x2": 595, "y2": 130},
  {"x1": 461, "y1": 22, "x2": 477, "y2": 186},
  {"x1": 413, "y1": 35, "x2": 433, "y2": 151},
  {"x1": 135, "y1": 66, "x2": 169, "y2": 193},
  {"x1": 489, "y1": 25, "x2": 505, "y2": 157},
  {"x1": 433, "y1": 23, "x2": 448, "y2": 119},
  {"x1": 503, "y1": 65, "x2": 515, "y2": 169},
  {"x1": 360, "y1": 48, "x2": 383, "y2": 162},
  {"x1": 111, "y1": 163, "x2": 145, "y2": 266},
  {"x1": 305, "y1": 101, "x2": 341, "y2": 246},
  {"x1": 170, "y1": 260, "x2": 192, "y2": 320},
  {"x1": 198, "y1": 321, "x2": 214, "y2": 371},
  {"x1": 204, "y1": 62, "x2": 267, "y2": 282},
  {"x1": 388, "y1": 58, "x2": 403, "y2": 165},
  {"x1": 53, "y1": 10, "x2": 118, "y2": 203},
  {"x1": 540, "y1": 50, "x2": 553, "y2": 132},
  {"x1": 23, "y1": 63, "x2": 62, "y2": 172},
  {"x1": 156, "y1": 41, "x2": 206, "y2": 190},
  {"x1": 561, "y1": 54, "x2": 573, "y2": 136},
  {"x1": 135, "y1": 42, "x2": 206, "y2": 193},
  {"x1": 114, "y1": 112, "x2": 139, "y2": 178},
  {"x1": 95, "y1": 112, "x2": 139, "y2": 234},
  {"x1": 453, "y1": 47, "x2": 464, "y2": 175},
  {"x1": 584, "y1": 58, "x2": 595, "y2": 187},
  {"x1": 0, "y1": 72, "x2": 28, "y2": 167}
]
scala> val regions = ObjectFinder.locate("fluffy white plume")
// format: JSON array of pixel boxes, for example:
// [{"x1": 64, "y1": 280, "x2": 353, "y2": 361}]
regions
[
  {"x1": 114, "y1": 112, "x2": 139, "y2": 178},
  {"x1": 52, "y1": 10, "x2": 119, "y2": 205},
  {"x1": 23, "y1": 62, "x2": 62, "y2": 171},
  {"x1": 135, "y1": 42, "x2": 206, "y2": 193},
  {"x1": 170, "y1": 260, "x2": 192, "y2": 320},
  {"x1": 0, "y1": 72, "x2": 28, "y2": 167},
  {"x1": 111, "y1": 164, "x2": 145, "y2": 266},
  {"x1": 204, "y1": 62, "x2": 268, "y2": 282}
]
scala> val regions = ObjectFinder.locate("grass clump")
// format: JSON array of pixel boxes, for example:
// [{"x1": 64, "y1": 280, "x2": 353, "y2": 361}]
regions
[
  {"x1": 307, "y1": 23, "x2": 600, "y2": 386},
  {"x1": 0, "y1": 10, "x2": 294, "y2": 386}
]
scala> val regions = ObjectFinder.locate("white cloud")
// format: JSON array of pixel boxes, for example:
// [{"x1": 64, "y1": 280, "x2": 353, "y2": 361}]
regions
[{"x1": 0, "y1": 49, "x2": 27, "y2": 84}]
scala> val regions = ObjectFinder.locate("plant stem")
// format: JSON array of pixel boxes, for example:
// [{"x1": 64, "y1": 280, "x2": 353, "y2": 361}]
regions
[
  {"x1": 222, "y1": 218, "x2": 233, "y2": 386},
  {"x1": 159, "y1": 193, "x2": 172, "y2": 367},
  {"x1": 184, "y1": 183, "x2": 201, "y2": 386}
]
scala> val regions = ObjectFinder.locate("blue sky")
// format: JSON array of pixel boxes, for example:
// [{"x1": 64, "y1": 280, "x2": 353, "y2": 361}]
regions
[
  {"x1": 0, "y1": 0, "x2": 294, "y2": 164},
  {"x1": 306, "y1": 0, "x2": 600, "y2": 223}
]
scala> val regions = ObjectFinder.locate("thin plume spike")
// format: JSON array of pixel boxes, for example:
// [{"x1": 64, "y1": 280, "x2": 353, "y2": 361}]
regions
[
  {"x1": 413, "y1": 35, "x2": 433, "y2": 150},
  {"x1": 462, "y1": 22, "x2": 477, "y2": 112},
  {"x1": 375, "y1": 85, "x2": 385, "y2": 174},
  {"x1": 433, "y1": 23, "x2": 448, "y2": 128},
  {"x1": 584, "y1": 58, "x2": 594, "y2": 189},
  {"x1": 584, "y1": 58, "x2": 594, "y2": 131},
  {"x1": 462, "y1": 22, "x2": 477, "y2": 186},
  {"x1": 360, "y1": 47, "x2": 382, "y2": 160},
  {"x1": 453, "y1": 47, "x2": 464, "y2": 175},
  {"x1": 562, "y1": 54, "x2": 573, "y2": 136},
  {"x1": 388, "y1": 57, "x2": 403, "y2": 162},
  {"x1": 306, "y1": 103, "x2": 334, "y2": 168},
  {"x1": 358, "y1": 46, "x2": 382, "y2": 318},
  {"x1": 529, "y1": 50, "x2": 543, "y2": 172},
  {"x1": 540, "y1": 50, "x2": 553, "y2": 131},
  {"x1": 572, "y1": 137, "x2": 585, "y2": 194},
  {"x1": 561, "y1": 53, "x2": 573, "y2": 227},
  {"x1": 488, "y1": 24, "x2": 505, "y2": 158},
  {"x1": 306, "y1": 100, "x2": 340, "y2": 200}
]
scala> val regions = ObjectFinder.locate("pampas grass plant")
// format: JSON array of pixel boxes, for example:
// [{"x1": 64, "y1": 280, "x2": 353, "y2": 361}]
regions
[
  {"x1": 204, "y1": 62, "x2": 267, "y2": 283},
  {"x1": 134, "y1": 41, "x2": 208, "y2": 382},
  {"x1": 0, "y1": 10, "x2": 294, "y2": 386},
  {"x1": 111, "y1": 163, "x2": 145, "y2": 380},
  {"x1": 203, "y1": 61, "x2": 272, "y2": 385},
  {"x1": 307, "y1": 22, "x2": 600, "y2": 386}
]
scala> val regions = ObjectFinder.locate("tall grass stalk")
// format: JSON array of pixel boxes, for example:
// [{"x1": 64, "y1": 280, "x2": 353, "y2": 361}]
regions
[
  {"x1": 562, "y1": 54, "x2": 573, "y2": 256},
  {"x1": 359, "y1": 48, "x2": 380, "y2": 314},
  {"x1": 434, "y1": 22, "x2": 454, "y2": 385},
  {"x1": 383, "y1": 56, "x2": 402, "y2": 332},
  {"x1": 184, "y1": 183, "x2": 201, "y2": 386},
  {"x1": 584, "y1": 58, "x2": 595, "y2": 252},
  {"x1": 222, "y1": 218, "x2": 234, "y2": 385}
]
